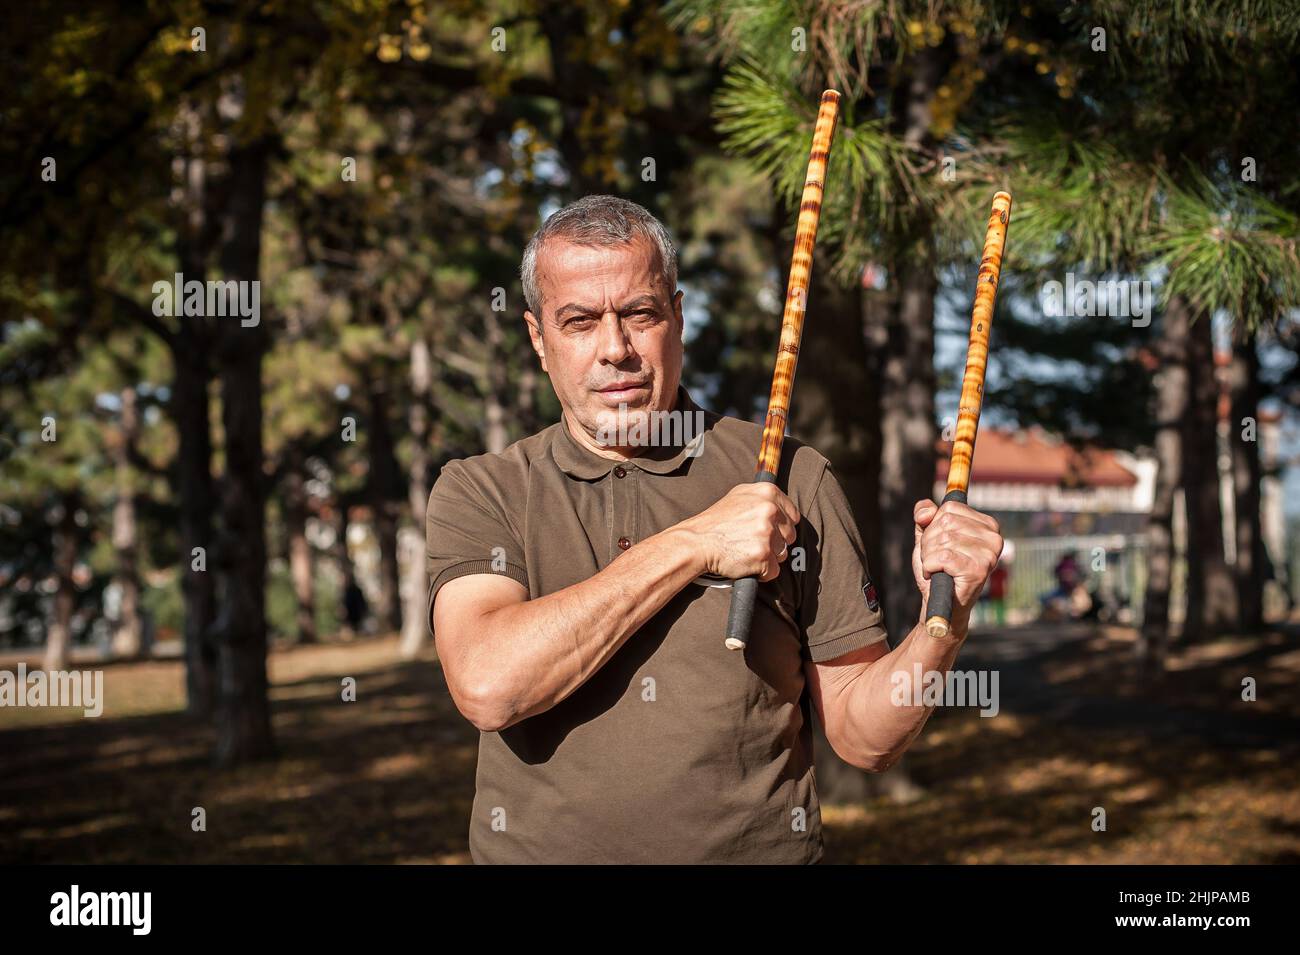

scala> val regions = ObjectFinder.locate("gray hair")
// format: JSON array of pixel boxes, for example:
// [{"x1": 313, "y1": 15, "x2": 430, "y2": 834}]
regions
[{"x1": 520, "y1": 195, "x2": 678, "y2": 317}]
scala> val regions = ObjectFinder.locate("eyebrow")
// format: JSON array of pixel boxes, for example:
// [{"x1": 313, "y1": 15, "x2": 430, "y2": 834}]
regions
[{"x1": 554, "y1": 295, "x2": 662, "y2": 320}]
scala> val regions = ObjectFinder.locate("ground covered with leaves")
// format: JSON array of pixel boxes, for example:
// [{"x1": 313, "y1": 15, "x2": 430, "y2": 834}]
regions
[{"x1": 3, "y1": 623, "x2": 1297, "y2": 864}]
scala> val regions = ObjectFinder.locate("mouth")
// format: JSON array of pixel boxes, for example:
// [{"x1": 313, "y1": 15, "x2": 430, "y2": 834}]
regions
[{"x1": 595, "y1": 381, "x2": 651, "y2": 401}]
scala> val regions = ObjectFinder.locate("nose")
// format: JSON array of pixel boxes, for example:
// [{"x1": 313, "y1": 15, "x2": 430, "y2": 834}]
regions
[{"x1": 595, "y1": 312, "x2": 635, "y2": 365}]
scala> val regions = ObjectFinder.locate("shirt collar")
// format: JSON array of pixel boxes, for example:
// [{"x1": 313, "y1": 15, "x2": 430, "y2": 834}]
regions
[{"x1": 551, "y1": 385, "x2": 709, "y2": 480}]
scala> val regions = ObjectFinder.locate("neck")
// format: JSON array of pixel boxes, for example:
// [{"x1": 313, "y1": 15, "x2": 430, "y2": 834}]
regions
[
  {"x1": 565, "y1": 417, "x2": 634, "y2": 461},
  {"x1": 564, "y1": 387, "x2": 681, "y2": 461}
]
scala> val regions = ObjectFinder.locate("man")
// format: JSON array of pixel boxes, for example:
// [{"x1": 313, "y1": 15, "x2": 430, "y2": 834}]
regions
[{"x1": 426, "y1": 195, "x2": 1003, "y2": 864}]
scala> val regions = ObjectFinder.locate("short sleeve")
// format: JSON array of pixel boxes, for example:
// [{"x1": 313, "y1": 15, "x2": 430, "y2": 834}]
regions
[
  {"x1": 425, "y1": 461, "x2": 529, "y2": 634},
  {"x1": 798, "y1": 462, "x2": 889, "y2": 662}
]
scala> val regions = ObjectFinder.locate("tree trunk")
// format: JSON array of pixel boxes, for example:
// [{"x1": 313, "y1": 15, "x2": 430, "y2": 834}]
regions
[
  {"x1": 789, "y1": 270, "x2": 895, "y2": 804},
  {"x1": 1227, "y1": 323, "x2": 1265, "y2": 631},
  {"x1": 535, "y1": 3, "x2": 606, "y2": 197},
  {"x1": 878, "y1": 241, "x2": 939, "y2": 644},
  {"x1": 879, "y1": 46, "x2": 943, "y2": 646},
  {"x1": 175, "y1": 345, "x2": 218, "y2": 716},
  {"x1": 868, "y1": 247, "x2": 936, "y2": 806},
  {"x1": 1140, "y1": 297, "x2": 1192, "y2": 674},
  {"x1": 335, "y1": 495, "x2": 356, "y2": 591},
  {"x1": 209, "y1": 118, "x2": 275, "y2": 766},
  {"x1": 284, "y1": 446, "x2": 316, "y2": 644},
  {"x1": 172, "y1": 99, "x2": 218, "y2": 718},
  {"x1": 482, "y1": 308, "x2": 511, "y2": 453},
  {"x1": 109, "y1": 385, "x2": 144, "y2": 659},
  {"x1": 364, "y1": 377, "x2": 402, "y2": 634},
  {"x1": 1183, "y1": 309, "x2": 1238, "y2": 639},
  {"x1": 789, "y1": 271, "x2": 882, "y2": 565},
  {"x1": 400, "y1": 336, "x2": 435, "y2": 659},
  {"x1": 518, "y1": 361, "x2": 539, "y2": 437},
  {"x1": 43, "y1": 495, "x2": 79, "y2": 672}
]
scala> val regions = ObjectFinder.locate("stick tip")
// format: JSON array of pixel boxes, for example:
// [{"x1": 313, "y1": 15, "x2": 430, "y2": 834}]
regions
[
  {"x1": 925, "y1": 616, "x2": 951, "y2": 639},
  {"x1": 993, "y1": 190, "x2": 1012, "y2": 205},
  {"x1": 821, "y1": 89, "x2": 841, "y2": 103}
]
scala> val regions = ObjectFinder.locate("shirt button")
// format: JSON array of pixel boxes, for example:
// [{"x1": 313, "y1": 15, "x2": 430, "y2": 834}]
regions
[
  {"x1": 613, "y1": 466, "x2": 627, "y2": 478},
  {"x1": 617, "y1": 536, "x2": 631, "y2": 550}
]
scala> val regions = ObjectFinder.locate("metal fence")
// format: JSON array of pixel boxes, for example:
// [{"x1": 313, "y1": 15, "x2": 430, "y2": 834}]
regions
[
  {"x1": 986, "y1": 527, "x2": 1300, "y2": 628},
  {"x1": 984, "y1": 534, "x2": 1176, "y2": 627}
]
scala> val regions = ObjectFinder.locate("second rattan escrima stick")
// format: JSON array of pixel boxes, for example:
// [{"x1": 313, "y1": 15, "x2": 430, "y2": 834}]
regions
[
  {"x1": 925, "y1": 190, "x2": 1012, "y2": 640},
  {"x1": 725, "y1": 89, "x2": 842, "y2": 652}
]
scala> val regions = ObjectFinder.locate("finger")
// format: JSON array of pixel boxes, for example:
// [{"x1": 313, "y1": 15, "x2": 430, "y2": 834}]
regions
[
  {"x1": 914, "y1": 499, "x2": 939, "y2": 524},
  {"x1": 936, "y1": 500, "x2": 1000, "y2": 534},
  {"x1": 773, "y1": 511, "x2": 797, "y2": 544},
  {"x1": 924, "y1": 524, "x2": 1004, "y2": 560},
  {"x1": 920, "y1": 533, "x2": 1001, "y2": 576},
  {"x1": 773, "y1": 489, "x2": 801, "y2": 526},
  {"x1": 759, "y1": 557, "x2": 780, "y2": 582},
  {"x1": 930, "y1": 517, "x2": 1002, "y2": 556},
  {"x1": 921, "y1": 527, "x2": 1001, "y2": 560},
  {"x1": 769, "y1": 528, "x2": 789, "y2": 560},
  {"x1": 921, "y1": 547, "x2": 982, "y2": 578}
]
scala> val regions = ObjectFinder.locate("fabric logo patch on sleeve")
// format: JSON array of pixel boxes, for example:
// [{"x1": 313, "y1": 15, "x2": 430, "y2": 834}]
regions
[{"x1": 862, "y1": 577, "x2": 881, "y2": 612}]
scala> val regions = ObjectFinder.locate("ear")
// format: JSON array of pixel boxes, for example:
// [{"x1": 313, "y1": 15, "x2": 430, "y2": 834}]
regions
[
  {"x1": 524, "y1": 310, "x2": 548, "y2": 373},
  {"x1": 672, "y1": 289, "x2": 684, "y2": 337}
]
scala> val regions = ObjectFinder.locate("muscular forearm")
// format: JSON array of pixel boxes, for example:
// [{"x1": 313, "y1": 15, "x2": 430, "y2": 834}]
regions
[
  {"x1": 467, "y1": 525, "x2": 705, "y2": 730},
  {"x1": 834, "y1": 604, "x2": 971, "y2": 771}
]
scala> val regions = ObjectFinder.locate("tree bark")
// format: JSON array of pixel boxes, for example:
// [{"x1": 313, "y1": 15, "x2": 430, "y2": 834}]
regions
[
  {"x1": 788, "y1": 271, "x2": 890, "y2": 804},
  {"x1": 209, "y1": 116, "x2": 275, "y2": 766},
  {"x1": 867, "y1": 244, "x2": 936, "y2": 806},
  {"x1": 109, "y1": 385, "x2": 145, "y2": 659},
  {"x1": 172, "y1": 100, "x2": 218, "y2": 718},
  {"x1": 43, "y1": 494, "x2": 79, "y2": 672},
  {"x1": 517, "y1": 361, "x2": 539, "y2": 438},
  {"x1": 879, "y1": 45, "x2": 943, "y2": 647},
  {"x1": 1140, "y1": 297, "x2": 1192, "y2": 674},
  {"x1": 365, "y1": 376, "x2": 402, "y2": 633},
  {"x1": 482, "y1": 308, "x2": 511, "y2": 453},
  {"x1": 535, "y1": 3, "x2": 606, "y2": 197},
  {"x1": 175, "y1": 343, "x2": 218, "y2": 716},
  {"x1": 1183, "y1": 309, "x2": 1238, "y2": 639},
  {"x1": 284, "y1": 445, "x2": 316, "y2": 644},
  {"x1": 335, "y1": 495, "x2": 356, "y2": 590},
  {"x1": 878, "y1": 241, "x2": 939, "y2": 644},
  {"x1": 1227, "y1": 323, "x2": 1265, "y2": 631},
  {"x1": 400, "y1": 335, "x2": 434, "y2": 659},
  {"x1": 789, "y1": 271, "x2": 882, "y2": 564}
]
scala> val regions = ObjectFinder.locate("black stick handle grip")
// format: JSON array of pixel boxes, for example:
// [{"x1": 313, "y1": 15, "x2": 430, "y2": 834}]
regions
[
  {"x1": 724, "y1": 471, "x2": 778, "y2": 650},
  {"x1": 923, "y1": 489, "x2": 967, "y2": 639}
]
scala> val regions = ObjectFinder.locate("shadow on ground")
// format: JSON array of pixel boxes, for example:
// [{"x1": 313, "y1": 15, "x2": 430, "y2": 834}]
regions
[
  {"x1": 1, "y1": 637, "x2": 477, "y2": 863},
  {"x1": 819, "y1": 622, "x2": 1300, "y2": 864},
  {"x1": 2, "y1": 624, "x2": 1297, "y2": 863}
]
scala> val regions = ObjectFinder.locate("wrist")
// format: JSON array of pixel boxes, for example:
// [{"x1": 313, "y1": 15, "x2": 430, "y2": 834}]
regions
[{"x1": 655, "y1": 522, "x2": 709, "y2": 579}]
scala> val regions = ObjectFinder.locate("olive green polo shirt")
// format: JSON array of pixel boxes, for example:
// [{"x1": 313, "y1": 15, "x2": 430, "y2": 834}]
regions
[{"x1": 425, "y1": 385, "x2": 888, "y2": 864}]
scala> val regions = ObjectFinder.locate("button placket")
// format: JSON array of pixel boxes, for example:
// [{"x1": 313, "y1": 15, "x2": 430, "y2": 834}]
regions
[
  {"x1": 630, "y1": 465, "x2": 641, "y2": 543},
  {"x1": 611, "y1": 462, "x2": 634, "y2": 557},
  {"x1": 608, "y1": 462, "x2": 629, "y2": 561}
]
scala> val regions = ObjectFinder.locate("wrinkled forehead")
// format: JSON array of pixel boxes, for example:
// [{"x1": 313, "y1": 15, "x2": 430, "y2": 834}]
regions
[{"x1": 535, "y1": 236, "x2": 671, "y2": 315}]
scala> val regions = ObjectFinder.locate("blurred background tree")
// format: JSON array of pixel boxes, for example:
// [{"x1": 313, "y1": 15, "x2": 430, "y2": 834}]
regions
[{"x1": 1, "y1": 0, "x2": 1297, "y2": 784}]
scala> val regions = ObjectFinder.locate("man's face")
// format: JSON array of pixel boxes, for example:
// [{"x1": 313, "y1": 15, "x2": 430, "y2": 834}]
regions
[{"x1": 524, "y1": 236, "x2": 684, "y2": 453}]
